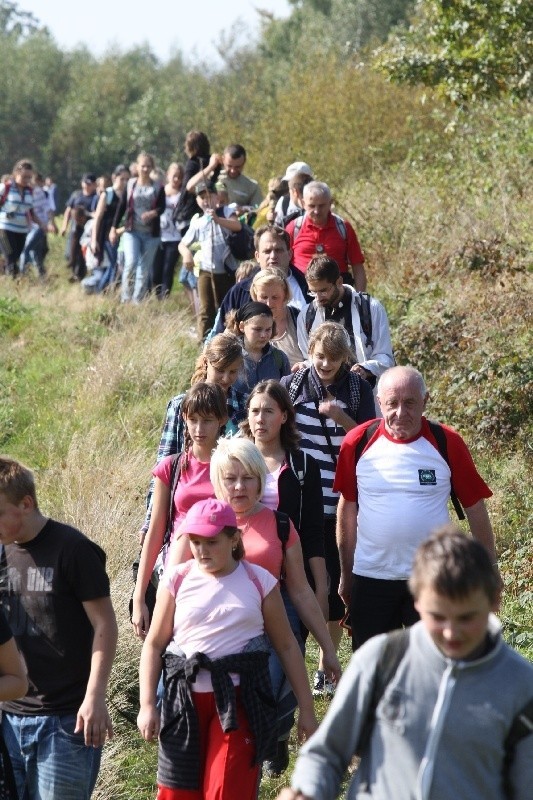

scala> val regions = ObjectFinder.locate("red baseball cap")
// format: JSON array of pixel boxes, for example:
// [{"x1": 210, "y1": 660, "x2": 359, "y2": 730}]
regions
[{"x1": 177, "y1": 498, "x2": 237, "y2": 538}]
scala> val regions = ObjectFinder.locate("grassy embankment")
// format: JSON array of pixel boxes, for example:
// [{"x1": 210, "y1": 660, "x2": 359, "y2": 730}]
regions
[{"x1": 0, "y1": 136, "x2": 531, "y2": 798}]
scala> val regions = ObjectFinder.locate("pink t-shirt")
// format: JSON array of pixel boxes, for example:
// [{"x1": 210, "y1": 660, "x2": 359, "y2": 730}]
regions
[
  {"x1": 239, "y1": 506, "x2": 300, "y2": 579},
  {"x1": 152, "y1": 454, "x2": 214, "y2": 540},
  {"x1": 162, "y1": 560, "x2": 277, "y2": 692}
]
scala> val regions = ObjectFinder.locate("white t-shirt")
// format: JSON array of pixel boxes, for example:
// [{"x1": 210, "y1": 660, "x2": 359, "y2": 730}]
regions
[
  {"x1": 162, "y1": 560, "x2": 277, "y2": 691},
  {"x1": 262, "y1": 465, "x2": 281, "y2": 510},
  {"x1": 355, "y1": 435, "x2": 454, "y2": 578}
]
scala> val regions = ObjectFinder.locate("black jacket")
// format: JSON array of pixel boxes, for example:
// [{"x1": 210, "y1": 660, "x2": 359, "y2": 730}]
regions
[{"x1": 277, "y1": 450, "x2": 325, "y2": 589}]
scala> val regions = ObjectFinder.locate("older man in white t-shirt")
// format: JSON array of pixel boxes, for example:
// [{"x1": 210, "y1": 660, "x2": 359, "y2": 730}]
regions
[{"x1": 334, "y1": 365, "x2": 498, "y2": 650}]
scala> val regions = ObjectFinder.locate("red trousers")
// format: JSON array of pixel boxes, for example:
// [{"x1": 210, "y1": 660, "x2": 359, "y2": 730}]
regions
[{"x1": 157, "y1": 690, "x2": 259, "y2": 800}]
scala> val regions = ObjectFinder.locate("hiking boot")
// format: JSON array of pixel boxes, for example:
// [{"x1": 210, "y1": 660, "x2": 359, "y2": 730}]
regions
[
  {"x1": 263, "y1": 738, "x2": 290, "y2": 777},
  {"x1": 312, "y1": 670, "x2": 336, "y2": 698}
]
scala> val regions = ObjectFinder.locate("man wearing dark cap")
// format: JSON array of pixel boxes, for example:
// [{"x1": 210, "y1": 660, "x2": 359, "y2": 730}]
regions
[{"x1": 60, "y1": 173, "x2": 98, "y2": 281}]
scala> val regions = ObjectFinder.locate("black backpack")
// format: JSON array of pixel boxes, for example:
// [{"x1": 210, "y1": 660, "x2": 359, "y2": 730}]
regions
[{"x1": 305, "y1": 291, "x2": 373, "y2": 349}]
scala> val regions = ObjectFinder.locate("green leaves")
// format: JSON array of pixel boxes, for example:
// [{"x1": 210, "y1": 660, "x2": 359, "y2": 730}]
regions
[{"x1": 375, "y1": 0, "x2": 533, "y2": 104}]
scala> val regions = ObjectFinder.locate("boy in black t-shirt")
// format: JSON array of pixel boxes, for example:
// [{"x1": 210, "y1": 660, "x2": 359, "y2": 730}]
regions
[{"x1": 0, "y1": 457, "x2": 117, "y2": 799}]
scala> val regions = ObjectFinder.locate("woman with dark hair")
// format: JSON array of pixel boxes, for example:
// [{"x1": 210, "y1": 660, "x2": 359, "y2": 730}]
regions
[
  {"x1": 173, "y1": 130, "x2": 221, "y2": 235},
  {"x1": 241, "y1": 380, "x2": 327, "y2": 776},
  {"x1": 241, "y1": 380, "x2": 327, "y2": 616},
  {"x1": 281, "y1": 321, "x2": 375, "y2": 698},
  {"x1": 110, "y1": 151, "x2": 166, "y2": 303},
  {"x1": 131, "y1": 383, "x2": 229, "y2": 637}
]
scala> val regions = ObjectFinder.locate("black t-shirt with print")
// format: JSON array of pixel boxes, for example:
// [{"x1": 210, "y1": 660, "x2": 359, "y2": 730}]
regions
[{"x1": 0, "y1": 519, "x2": 110, "y2": 715}]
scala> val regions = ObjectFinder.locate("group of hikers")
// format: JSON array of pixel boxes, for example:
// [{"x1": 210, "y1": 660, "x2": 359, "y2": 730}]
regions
[{"x1": 0, "y1": 132, "x2": 532, "y2": 800}]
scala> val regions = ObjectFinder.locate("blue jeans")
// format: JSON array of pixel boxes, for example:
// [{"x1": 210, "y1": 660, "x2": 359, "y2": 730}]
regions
[
  {"x1": 1, "y1": 713, "x2": 102, "y2": 800},
  {"x1": 19, "y1": 227, "x2": 48, "y2": 275},
  {"x1": 121, "y1": 231, "x2": 160, "y2": 302}
]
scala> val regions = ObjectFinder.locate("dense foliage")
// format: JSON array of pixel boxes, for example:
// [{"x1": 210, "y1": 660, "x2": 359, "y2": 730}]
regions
[{"x1": 375, "y1": 0, "x2": 533, "y2": 104}]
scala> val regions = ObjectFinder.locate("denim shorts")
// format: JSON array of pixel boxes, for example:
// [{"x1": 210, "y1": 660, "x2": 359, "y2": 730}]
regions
[{"x1": 1, "y1": 712, "x2": 102, "y2": 800}]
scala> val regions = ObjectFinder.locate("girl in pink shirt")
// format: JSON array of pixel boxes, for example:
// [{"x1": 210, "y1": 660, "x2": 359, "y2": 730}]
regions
[
  {"x1": 131, "y1": 383, "x2": 228, "y2": 637},
  {"x1": 138, "y1": 498, "x2": 317, "y2": 800}
]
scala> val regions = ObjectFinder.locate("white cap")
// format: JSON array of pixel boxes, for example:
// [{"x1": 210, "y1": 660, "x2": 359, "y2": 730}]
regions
[{"x1": 283, "y1": 161, "x2": 314, "y2": 181}]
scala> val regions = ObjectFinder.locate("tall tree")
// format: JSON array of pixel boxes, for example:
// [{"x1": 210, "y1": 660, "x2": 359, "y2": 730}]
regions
[{"x1": 375, "y1": 0, "x2": 532, "y2": 104}]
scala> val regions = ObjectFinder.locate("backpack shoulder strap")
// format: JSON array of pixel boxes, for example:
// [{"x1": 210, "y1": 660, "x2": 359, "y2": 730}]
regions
[
  {"x1": 354, "y1": 292, "x2": 373, "y2": 348},
  {"x1": 241, "y1": 560, "x2": 266, "y2": 601},
  {"x1": 272, "y1": 345, "x2": 284, "y2": 373},
  {"x1": 356, "y1": 629, "x2": 410, "y2": 757},
  {"x1": 288, "y1": 305, "x2": 299, "y2": 326},
  {"x1": 305, "y1": 301, "x2": 317, "y2": 335},
  {"x1": 273, "y1": 509, "x2": 291, "y2": 580},
  {"x1": 332, "y1": 213, "x2": 347, "y2": 239},
  {"x1": 503, "y1": 697, "x2": 533, "y2": 799},
  {"x1": 427, "y1": 421, "x2": 465, "y2": 520},
  {"x1": 286, "y1": 368, "x2": 308, "y2": 405},
  {"x1": 281, "y1": 195, "x2": 290, "y2": 215},
  {"x1": 293, "y1": 214, "x2": 304, "y2": 239},
  {"x1": 162, "y1": 453, "x2": 183, "y2": 547},
  {"x1": 171, "y1": 559, "x2": 194, "y2": 597},
  {"x1": 353, "y1": 420, "x2": 381, "y2": 466}
]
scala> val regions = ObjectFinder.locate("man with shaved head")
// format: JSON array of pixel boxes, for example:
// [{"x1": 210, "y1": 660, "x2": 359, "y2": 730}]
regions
[{"x1": 334, "y1": 365, "x2": 498, "y2": 650}]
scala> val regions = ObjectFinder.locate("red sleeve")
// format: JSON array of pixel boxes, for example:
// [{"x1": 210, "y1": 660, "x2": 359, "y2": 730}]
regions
[
  {"x1": 345, "y1": 220, "x2": 364, "y2": 265},
  {"x1": 425, "y1": 422, "x2": 492, "y2": 508},
  {"x1": 333, "y1": 419, "x2": 381, "y2": 501}
]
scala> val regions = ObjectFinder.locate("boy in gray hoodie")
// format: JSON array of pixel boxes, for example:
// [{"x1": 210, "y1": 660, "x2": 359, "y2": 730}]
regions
[{"x1": 278, "y1": 526, "x2": 533, "y2": 800}]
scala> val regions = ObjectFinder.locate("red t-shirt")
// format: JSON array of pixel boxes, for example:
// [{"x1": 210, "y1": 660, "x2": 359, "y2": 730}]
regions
[{"x1": 286, "y1": 213, "x2": 364, "y2": 273}]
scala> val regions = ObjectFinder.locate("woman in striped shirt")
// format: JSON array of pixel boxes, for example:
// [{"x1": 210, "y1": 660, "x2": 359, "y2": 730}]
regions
[{"x1": 281, "y1": 321, "x2": 374, "y2": 696}]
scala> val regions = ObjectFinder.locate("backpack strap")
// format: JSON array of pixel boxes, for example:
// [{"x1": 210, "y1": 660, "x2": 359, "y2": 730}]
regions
[
  {"x1": 287, "y1": 305, "x2": 300, "y2": 327},
  {"x1": 503, "y1": 697, "x2": 533, "y2": 799},
  {"x1": 353, "y1": 420, "x2": 381, "y2": 466},
  {"x1": 273, "y1": 509, "x2": 291, "y2": 580},
  {"x1": 332, "y1": 213, "x2": 349, "y2": 268},
  {"x1": 286, "y1": 368, "x2": 308, "y2": 405},
  {"x1": 162, "y1": 453, "x2": 184, "y2": 548},
  {"x1": 169, "y1": 559, "x2": 195, "y2": 596},
  {"x1": 281, "y1": 195, "x2": 290, "y2": 216},
  {"x1": 332, "y1": 213, "x2": 347, "y2": 240},
  {"x1": 427, "y1": 421, "x2": 465, "y2": 520},
  {"x1": 173, "y1": 559, "x2": 266, "y2": 602},
  {"x1": 354, "y1": 292, "x2": 373, "y2": 348},
  {"x1": 241, "y1": 560, "x2": 266, "y2": 601},
  {"x1": 271, "y1": 345, "x2": 285, "y2": 373},
  {"x1": 356, "y1": 629, "x2": 409, "y2": 758},
  {"x1": 305, "y1": 302, "x2": 316, "y2": 335},
  {"x1": 293, "y1": 214, "x2": 304, "y2": 239}
]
